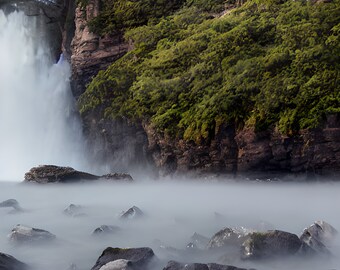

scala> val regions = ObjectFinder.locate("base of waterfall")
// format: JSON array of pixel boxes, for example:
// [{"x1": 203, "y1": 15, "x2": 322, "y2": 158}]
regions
[{"x1": 24, "y1": 165, "x2": 133, "y2": 183}]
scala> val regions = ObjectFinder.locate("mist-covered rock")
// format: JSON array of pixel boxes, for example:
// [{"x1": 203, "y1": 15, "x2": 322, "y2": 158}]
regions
[
  {"x1": 8, "y1": 224, "x2": 56, "y2": 244},
  {"x1": 0, "y1": 252, "x2": 28, "y2": 270},
  {"x1": 91, "y1": 247, "x2": 155, "y2": 270},
  {"x1": 241, "y1": 230, "x2": 302, "y2": 260}
]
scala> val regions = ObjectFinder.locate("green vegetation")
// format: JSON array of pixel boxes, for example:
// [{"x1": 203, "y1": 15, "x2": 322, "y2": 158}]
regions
[{"x1": 79, "y1": 0, "x2": 340, "y2": 142}]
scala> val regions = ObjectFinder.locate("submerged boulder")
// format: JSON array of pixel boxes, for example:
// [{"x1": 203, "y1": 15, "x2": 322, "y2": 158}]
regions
[
  {"x1": 0, "y1": 252, "x2": 28, "y2": 270},
  {"x1": 0, "y1": 199, "x2": 23, "y2": 212},
  {"x1": 63, "y1": 204, "x2": 86, "y2": 217},
  {"x1": 24, "y1": 165, "x2": 133, "y2": 183},
  {"x1": 241, "y1": 230, "x2": 302, "y2": 260},
  {"x1": 91, "y1": 247, "x2": 155, "y2": 270},
  {"x1": 9, "y1": 224, "x2": 56, "y2": 244},
  {"x1": 120, "y1": 206, "x2": 144, "y2": 220},
  {"x1": 92, "y1": 225, "x2": 121, "y2": 236}
]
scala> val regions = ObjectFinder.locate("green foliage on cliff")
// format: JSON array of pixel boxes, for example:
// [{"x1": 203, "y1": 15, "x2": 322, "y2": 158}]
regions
[{"x1": 79, "y1": 0, "x2": 340, "y2": 142}]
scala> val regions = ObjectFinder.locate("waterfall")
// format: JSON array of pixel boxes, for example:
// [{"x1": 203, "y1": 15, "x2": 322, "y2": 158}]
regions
[{"x1": 0, "y1": 10, "x2": 89, "y2": 181}]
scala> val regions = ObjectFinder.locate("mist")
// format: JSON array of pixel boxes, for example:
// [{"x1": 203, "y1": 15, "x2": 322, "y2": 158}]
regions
[
  {"x1": 0, "y1": 180, "x2": 339, "y2": 270},
  {"x1": 0, "y1": 10, "x2": 90, "y2": 181}
]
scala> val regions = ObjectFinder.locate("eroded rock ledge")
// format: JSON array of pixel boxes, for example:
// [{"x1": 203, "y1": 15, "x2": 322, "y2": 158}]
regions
[{"x1": 24, "y1": 165, "x2": 133, "y2": 183}]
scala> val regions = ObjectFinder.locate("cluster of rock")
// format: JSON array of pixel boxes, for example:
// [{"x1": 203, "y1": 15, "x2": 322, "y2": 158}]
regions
[
  {"x1": 1, "y1": 192, "x2": 337, "y2": 270},
  {"x1": 24, "y1": 165, "x2": 133, "y2": 183}
]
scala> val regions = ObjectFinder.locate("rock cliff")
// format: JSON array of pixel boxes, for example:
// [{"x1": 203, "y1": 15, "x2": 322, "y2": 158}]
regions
[{"x1": 67, "y1": 1, "x2": 340, "y2": 177}]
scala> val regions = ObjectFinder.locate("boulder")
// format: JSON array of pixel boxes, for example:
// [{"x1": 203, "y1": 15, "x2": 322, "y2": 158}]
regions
[
  {"x1": 0, "y1": 199, "x2": 23, "y2": 212},
  {"x1": 93, "y1": 225, "x2": 120, "y2": 236},
  {"x1": 300, "y1": 221, "x2": 337, "y2": 247},
  {"x1": 24, "y1": 165, "x2": 133, "y2": 183},
  {"x1": 120, "y1": 206, "x2": 144, "y2": 220},
  {"x1": 163, "y1": 261, "x2": 250, "y2": 270},
  {"x1": 241, "y1": 230, "x2": 302, "y2": 260},
  {"x1": 0, "y1": 252, "x2": 28, "y2": 270},
  {"x1": 63, "y1": 204, "x2": 86, "y2": 217},
  {"x1": 91, "y1": 247, "x2": 155, "y2": 270},
  {"x1": 208, "y1": 227, "x2": 253, "y2": 249},
  {"x1": 9, "y1": 224, "x2": 56, "y2": 244},
  {"x1": 99, "y1": 259, "x2": 133, "y2": 270},
  {"x1": 299, "y1": 221, "x2": 337, "y2": 254}
]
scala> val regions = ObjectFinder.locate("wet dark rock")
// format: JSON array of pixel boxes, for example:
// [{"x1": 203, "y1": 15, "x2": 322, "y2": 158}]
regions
[
  {"x1": 63, "y1": 204, "x2": 86, "y2": 217},
  {"x1": 9, "y1": 224, "x2": 56, "y2": 244},
  {"x1": 120, "y1": 206, "x2": 144, "y2": 220},
  {"x1": 91, "y1": 247, "x2": 154, "y2": 270},
  {"x1": 241, "y1": 230, "x2": 302, "y2": 260},
  {"x1": 93, "y1": 225, "x2": 120, "y2": 236},
  {"x1": 163, "y1": 261, "x2": 251, "y2": 270},
  {"x1": 0, "y1": 252, "x2": 28, "y2": 270},
  {"x1": 0, "y1": 199, "x2": 23, "y2": 212},
  {"x1": 208, "y1": 227, "x2": 253, "y2": 249},
  {"x1": 24, "y1": 165, "x2": 133, "y2": 183},
  {"x1": 98, "y1": 259, "x2": 133, "y2": 270}
]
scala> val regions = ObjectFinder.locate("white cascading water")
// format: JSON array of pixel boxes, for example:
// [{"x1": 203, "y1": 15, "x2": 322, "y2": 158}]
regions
[{"x1": 0, "y1": 10, "x2": 89, "y2": 181}]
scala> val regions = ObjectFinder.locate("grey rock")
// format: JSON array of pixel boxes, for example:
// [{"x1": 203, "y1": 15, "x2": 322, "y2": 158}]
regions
[
  {"x1": 186, "y1": 233, "x2": 209, "y2": 250},
  {"x1": 93, "y1": 225, "x2": 120, "y2": 236},
  {"x1": 0, "y1": 199, "x2": 23, "y2": 211},
  {"x1": 120, "y1": 206, "x2": 144, "y2": 220},
  {"x1": 91, "y1": 247, "x2": 154, "y2": 270},
  {"x1": 241, "y1": 230, "x2": 302, "y2": 260},
  {"x1": 9, "y1": 224, "x2": 56, "y2": 244},
  {"x1": 301, "y1": 221, "x2": 337, "y2": 247},
  {"x1": 0, "y1": 252, "x2": 28, "y2": 270},
  {"x1": 208, "y1": 227, "x2": 253, "y2": 249},
  {"x1": 63, "y1": 204, "x2": 86, "y2": 217}
]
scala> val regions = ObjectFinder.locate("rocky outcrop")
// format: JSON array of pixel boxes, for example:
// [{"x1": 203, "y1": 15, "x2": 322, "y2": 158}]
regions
[
  {"x1": 24, "y1": 165, "x2": 133, "y2": 183},
  {"x1": 91, "y1": 247, "x2": 155, "y2": 270},
  {"x1": 63, "y1": 204, "x2": 86, "y2": 217},
  {"x1": 142, "y1": 115, "x2": 340, "y2": 176},
  {"x1": 0, "y1": 252, "x2": 28, "y2": 270},
  {"x1": 70, "y1": 0, "x2": 131, "y2": 99},
  {"x1": 66, "y1": 0, "x2": 340, "y2": 177},
  {"x1": 92, "y1": 225, "x2": 121, "y2": 236},
  {"x1": 9, "y1": 224, "x2": 56, "y2": 244}
]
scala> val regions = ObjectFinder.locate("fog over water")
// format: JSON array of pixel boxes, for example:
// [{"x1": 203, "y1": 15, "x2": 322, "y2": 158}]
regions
[
  {"x1": 0, "y1": 180, "x2": 339, "y2": 270},
  {"x1": 0, "y1": 10, "x2": 90, "y2": 181}
]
